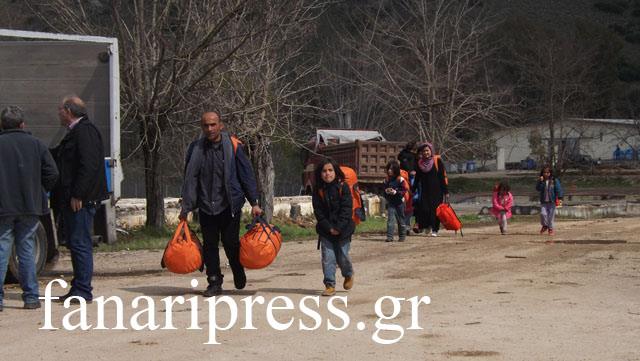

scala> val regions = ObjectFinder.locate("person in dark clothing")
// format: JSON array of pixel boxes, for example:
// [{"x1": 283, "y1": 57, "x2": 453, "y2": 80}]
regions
[
  {"x1": 311, "y1": 159, "x2": 355, "y2": 296},
  {"x1": 51, "y1": 96, "x2": 108, "y2": 303},
  {"x1": 398, "y1": 141, "x2": 418, "y2": 234},
  {"x1": 397, "y1": 141, "x2": 418, "y2": 174},
  {"x1": 413, "y1": 142, "x2": 449, "y2": 237},
  {"x1": 180, "y1": 112, "x2": 262, "y2": 297},
  {"x1": 0, "y1": 106, "x2": 59, "y2": 311},
  {"x1": 383, "y1": 160, "x2": 408, "y2": 242}
]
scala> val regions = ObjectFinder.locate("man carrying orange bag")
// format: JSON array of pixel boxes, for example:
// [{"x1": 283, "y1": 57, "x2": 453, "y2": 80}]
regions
[{"x1": 179, "y1": 112, "x2": 262, "y2": 297}]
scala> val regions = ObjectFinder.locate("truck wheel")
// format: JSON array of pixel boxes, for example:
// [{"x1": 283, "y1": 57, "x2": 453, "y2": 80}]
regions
[{"x1": 5, "y1": 222, "x2": 48, "y2": 284}]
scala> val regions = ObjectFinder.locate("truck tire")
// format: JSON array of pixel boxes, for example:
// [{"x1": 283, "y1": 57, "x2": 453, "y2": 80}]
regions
[{"x1": 5, "y1": 222, "x2": 48, "y2": 284}]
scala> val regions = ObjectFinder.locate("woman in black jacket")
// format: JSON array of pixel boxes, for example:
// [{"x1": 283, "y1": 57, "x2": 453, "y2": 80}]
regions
[
  {"x1": 312, "y1": 159, "x2": 355, "y2": 297},
  {"x1": 413, "y1": 142, "x2": 449, "y2": 237}
]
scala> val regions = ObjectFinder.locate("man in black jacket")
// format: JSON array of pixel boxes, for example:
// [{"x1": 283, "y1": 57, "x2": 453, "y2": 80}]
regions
[
  {"x1": 0, "y1": 106, "x2": 59, "y2": 311},
  {"x1": 180, "y1": 112, "x2": 262, "y2": 297},
  {"x1": 51, "y1": 96, "x2": 107, "y2": 303}
]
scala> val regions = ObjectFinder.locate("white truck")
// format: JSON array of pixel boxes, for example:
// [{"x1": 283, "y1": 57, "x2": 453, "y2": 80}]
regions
[{"x1": 0, "y1": 29, "x2": 122, "y2": 280}]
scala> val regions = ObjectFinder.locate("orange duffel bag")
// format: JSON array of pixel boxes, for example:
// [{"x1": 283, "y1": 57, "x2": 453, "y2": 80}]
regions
[
  {"x1": 240, "y1": 216, "x2": 282, "y2": 269},
  {"x1": 436, "y1": 203, "x2": 464, "y2": 236},
  {"x1": 161, "y1": 220, "x2": 204, "y2": 274}
]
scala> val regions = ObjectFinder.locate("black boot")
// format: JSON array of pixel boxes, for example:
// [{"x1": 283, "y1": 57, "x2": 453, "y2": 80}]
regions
[
  {"x1": 233, "y1": 268, "x2": 246, "y2": 290},
  {"x1": 204, "y1": 276, "x2": 223, "y2": 297}
]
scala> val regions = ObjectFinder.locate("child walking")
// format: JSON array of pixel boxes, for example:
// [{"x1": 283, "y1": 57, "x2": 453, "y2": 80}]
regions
[
  {"x1": 383, "y1": 160, "x2": 409, "y2": 242},
  {"x1": 536, "y1": 166, "x2": 564, "y2": 235},
  {"x1": 490, "y1": 181, "x2": 513, "y2": 235},
  {"x1": 312, "y1": 159, "x2": 355, "y2": 296}
]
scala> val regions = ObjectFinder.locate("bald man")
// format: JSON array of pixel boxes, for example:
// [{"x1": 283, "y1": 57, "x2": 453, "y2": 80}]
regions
[
  {"x1": 51, "y1": 96, "x2": 108, "y2": 303},
  {"x1": 180, "y1": 112, "x2": 262, "y2": 297}
]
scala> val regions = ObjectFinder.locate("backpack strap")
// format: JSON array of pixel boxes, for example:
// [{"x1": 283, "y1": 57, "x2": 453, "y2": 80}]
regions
[
  {"x1": 434, "y1": 155, "x2": 448, "y2": 186},
  {"x1": 318, "y1": 181, "x2": 344, "y2": 201},
  {"x1": 230, "y1": 135, "x2": 240, "y2": 155}
]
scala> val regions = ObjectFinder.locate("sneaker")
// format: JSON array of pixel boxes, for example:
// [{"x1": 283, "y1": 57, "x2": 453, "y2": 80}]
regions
[
  {"x1": 385, "y1": 238, "x2": 393, "y2": 242},
  {"x1": 548, "y1": 228, "x2": 555, "y2": 236},
  {"x1": 540, "y1": 226, "x2": 548, "y2": 234},
  {"x1": 321, "y1": 286, "x2": 336, "y2": 297},
  {"x1": 0, "y1": 303, "x2": 3, "y2": 312},
  {"x1": 430, "y1": 232, "x2": 438, "y2": 237},
  {"x1": 203, "y1": 284, "x2": 222, "y2": 297},
  {"x1": 23, "y1": 301, "x2": 41, "y2": 310},
  {"x1": 412, "y1": 227, "x2": 423, "y2": 234},
  {"x1": 343, "y1": 276, "x2": 354, "y2": 290},
  {"x1": 398, "y1": 238, "x2": 406, "y2": 242}
]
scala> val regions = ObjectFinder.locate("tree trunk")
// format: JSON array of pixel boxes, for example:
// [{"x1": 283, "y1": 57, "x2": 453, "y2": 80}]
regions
[
  {"x1": 253, "y1": 136, "x2": 275, "y2": 222},
  {"x1": 143, "y1": 127, "x2": 165, "y2": 230}
]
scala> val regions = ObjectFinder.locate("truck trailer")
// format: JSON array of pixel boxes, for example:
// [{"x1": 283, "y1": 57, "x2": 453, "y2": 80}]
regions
[
  {"x1": 302, "y1": 129, "x2": 404, "y2": 193},
  {"x1": 0, "y1": 29, "x2": 122, "y2": 280}
]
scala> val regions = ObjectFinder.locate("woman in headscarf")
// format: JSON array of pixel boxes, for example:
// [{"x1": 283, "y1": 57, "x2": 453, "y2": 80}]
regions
[{"x1": 413, "y1": 142, "x2": 449, "y2": 237}]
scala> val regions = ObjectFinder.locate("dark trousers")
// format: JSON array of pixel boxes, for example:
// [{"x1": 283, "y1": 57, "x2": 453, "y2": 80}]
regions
[
  {"x1": 198, "y1": 208, "x2": 243, "y2": 286},
  {"x1": 62, "y1": 205, "x2": 96, "y2": 300}
]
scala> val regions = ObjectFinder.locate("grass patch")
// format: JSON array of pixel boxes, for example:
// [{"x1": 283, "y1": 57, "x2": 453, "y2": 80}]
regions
[
  {"x1": 97, "y1": 225, "x2": 175, "y2": 252},
  {"x1": 448, "y1": 175, "x2": 637, "y2": 194},
  {"x1": 98, "y1": 216, "x2": 389, "y2": 252}
]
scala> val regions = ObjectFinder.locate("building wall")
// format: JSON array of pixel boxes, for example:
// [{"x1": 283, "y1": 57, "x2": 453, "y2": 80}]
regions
[{"x1": 494, "y1": 122, "x2": 640, "y2": 164}]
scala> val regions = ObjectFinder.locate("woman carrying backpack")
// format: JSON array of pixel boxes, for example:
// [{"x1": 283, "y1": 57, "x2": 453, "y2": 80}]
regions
[
  {"x1": 312, "y1": 159, "x2": 355, "y2": 297},
  {"x1": 413, "y1": 142, "x2": 449, "y2": 237}
]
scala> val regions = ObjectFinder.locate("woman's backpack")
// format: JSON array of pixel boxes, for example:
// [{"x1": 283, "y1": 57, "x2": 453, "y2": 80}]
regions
[
  {"x1": 240, "y1": 216, "x2": 283, "y2": 269},
  {"x1": 161, "y1": 220, "x2": 204, "y2": 274}
]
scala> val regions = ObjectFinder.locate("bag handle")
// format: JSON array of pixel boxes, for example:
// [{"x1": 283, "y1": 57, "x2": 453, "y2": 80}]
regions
[
  {"x1": 171, "y1": 220, "x2": 194, "y2": 243},
  {"x1": 171, "y1": 220, "x2": 185, "y2": 242},
  {"x1": 245, "y1": 215, "x2": 281, "y2": 249}
]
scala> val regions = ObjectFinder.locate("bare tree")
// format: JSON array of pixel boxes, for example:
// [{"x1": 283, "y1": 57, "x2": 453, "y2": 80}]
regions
[
  {"x1": 333, "y1": 0, "x2": 514, "y2": 158},
  {"x1": 201, "y1": 0, "x2": 329, "y2": 220},
  {"x1": 28, "y1": 0, "x2": 265, "y2": 229}
]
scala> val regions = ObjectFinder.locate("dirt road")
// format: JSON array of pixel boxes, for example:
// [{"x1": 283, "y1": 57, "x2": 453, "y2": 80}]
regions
[{"x1": 1, "y1": 218, "x2": 639, "y2": 361}]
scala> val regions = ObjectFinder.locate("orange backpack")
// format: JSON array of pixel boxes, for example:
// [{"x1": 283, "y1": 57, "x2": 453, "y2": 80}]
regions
[
  {"x1": 240, "y1": 216, "x2": 283, "y2": 269},
  {"x1": 436, "y1": 203, "x2": 463, "y2": 236},
  {"x1": 161, "y1": 220, "x2": 204, "y2": 274},
  {"x1": 399, "y1": 169, "x2": 411, "y2": 203}
]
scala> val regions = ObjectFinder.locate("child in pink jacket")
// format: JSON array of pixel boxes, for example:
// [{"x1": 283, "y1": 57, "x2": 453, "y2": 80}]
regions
[{"x1": 490, "y1": 181, "x2": 513, "y2": 235}]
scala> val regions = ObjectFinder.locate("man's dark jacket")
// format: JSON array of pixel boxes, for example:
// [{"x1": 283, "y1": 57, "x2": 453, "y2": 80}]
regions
[
  {"x1": 181, "y1": 131, "x2": 259, "y2": 218},
  {"x1": 0, "y1": 129, "x2": 59, "y2": 217},
  {"x1": 51, "y1": 117, "x2": 108, "y2": 209}
]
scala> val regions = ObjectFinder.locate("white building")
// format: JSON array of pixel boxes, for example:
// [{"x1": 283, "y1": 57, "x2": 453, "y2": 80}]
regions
[{"x1": 493, "y1": 118, "x2": 639, "y2": 170}]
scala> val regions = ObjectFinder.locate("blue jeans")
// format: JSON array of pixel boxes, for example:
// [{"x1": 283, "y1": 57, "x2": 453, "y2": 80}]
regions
[
  {"x1": 540, "y1": 203, "x2": 556, "y2": 229},
  {"x1": 62, "y1": 205, "x2": 96, "y2": 300},
  {"x1": 387, "y1": 203, "x2": 406, "y2": 240},
  {"x1": 0, "y1": 216, "x2": 40, "y2": 305},
  {"x1": 320, "y1": 236, "x2": 353, "y2": 287}
]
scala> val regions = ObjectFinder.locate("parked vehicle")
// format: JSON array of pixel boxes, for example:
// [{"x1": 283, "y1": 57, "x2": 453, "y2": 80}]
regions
[
  {"x1": 0, "y1": 29, "x2": 122, "y2": 280},
  {"x1": 302, "y1": 129, "x2": 404, "y2": 194}
]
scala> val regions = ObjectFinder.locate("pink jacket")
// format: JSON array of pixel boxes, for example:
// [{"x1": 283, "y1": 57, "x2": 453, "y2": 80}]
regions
[{"x1": 490, "y1": 191, "x2": 513, "y2": 219}]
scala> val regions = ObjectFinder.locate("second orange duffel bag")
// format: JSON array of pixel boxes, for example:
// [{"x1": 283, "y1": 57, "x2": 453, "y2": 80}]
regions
[{"x1": 240, "y1": 216, "x2": 283, "y2": 269}]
